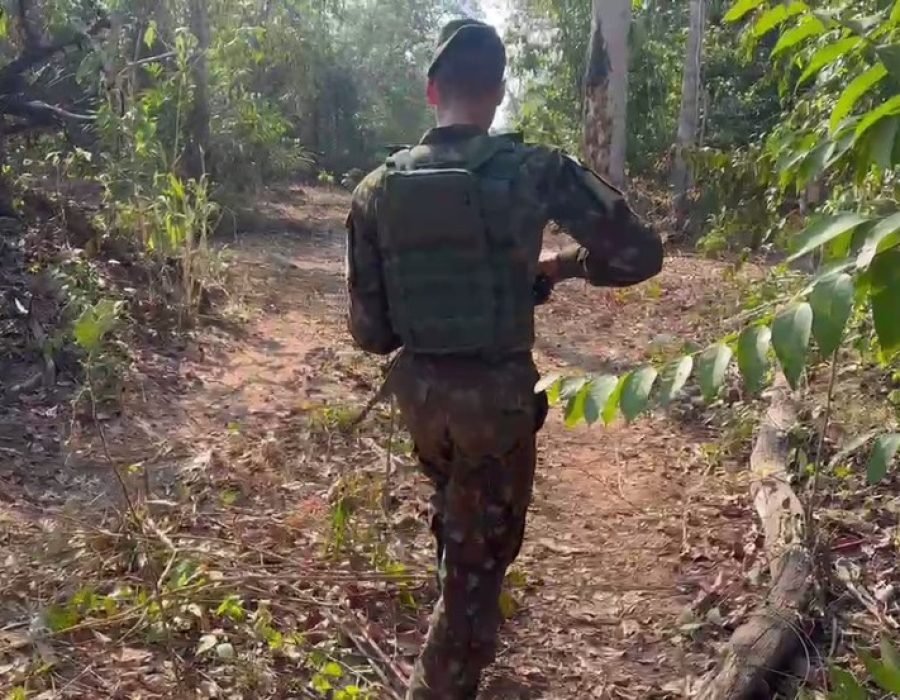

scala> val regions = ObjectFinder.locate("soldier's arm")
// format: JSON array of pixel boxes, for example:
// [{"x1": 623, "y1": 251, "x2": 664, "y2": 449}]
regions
[
  {"x1": 543, "y1": 154, "x2": 663, "y2": 287},
  {"x1": 345, "y1": 175, "x2": 402, "y2": 355}
]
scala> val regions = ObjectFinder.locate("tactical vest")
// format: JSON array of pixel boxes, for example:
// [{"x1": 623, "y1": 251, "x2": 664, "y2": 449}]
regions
[{"x1": 378, "y1": 134, "x2": 534, "y2": 356}]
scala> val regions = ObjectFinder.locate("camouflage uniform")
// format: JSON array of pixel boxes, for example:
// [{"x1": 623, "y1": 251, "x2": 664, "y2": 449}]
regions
[{"x1": 346, "y1": 124, "x2": 662, "y2": 699}]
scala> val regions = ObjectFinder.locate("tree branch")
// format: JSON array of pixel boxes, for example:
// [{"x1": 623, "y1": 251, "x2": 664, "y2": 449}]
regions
[
  {"x1": 0, "y1": 16, "x2": 110, "y2": 95},
  {"x1": 0, "y1": 97, "x2": 95, "y2": 125}
]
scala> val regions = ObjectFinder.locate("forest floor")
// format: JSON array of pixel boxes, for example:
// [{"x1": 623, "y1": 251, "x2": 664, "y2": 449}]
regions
[{"x1": 2, "y1": 186, "x2": 781, "y2": 699}]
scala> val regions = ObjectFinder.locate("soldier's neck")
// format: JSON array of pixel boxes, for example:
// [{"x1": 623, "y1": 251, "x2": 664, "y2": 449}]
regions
[{"x1": 435, "y1": 105, "x2": 494, "y2": 132}]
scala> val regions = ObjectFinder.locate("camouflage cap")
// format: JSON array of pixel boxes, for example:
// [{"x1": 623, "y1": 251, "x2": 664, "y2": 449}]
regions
[{"x1": 427, "y1": 18, "x2": 506, "y2": 79}]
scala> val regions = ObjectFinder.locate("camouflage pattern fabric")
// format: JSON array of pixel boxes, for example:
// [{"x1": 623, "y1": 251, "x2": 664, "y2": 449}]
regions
[
  {"x1": 389, "y1": 353, "x2": 547, "y2": 699},
  {"x1": 346, "y1": 124, "x2": 663, "y2": 357}
]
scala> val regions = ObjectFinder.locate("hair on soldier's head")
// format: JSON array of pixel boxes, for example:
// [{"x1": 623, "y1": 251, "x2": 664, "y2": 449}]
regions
[{"x1": 428, "y1": 19, "x2": 506, "y2": 102}]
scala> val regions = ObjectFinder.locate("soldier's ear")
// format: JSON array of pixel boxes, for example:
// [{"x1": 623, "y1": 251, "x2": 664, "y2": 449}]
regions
[
  {"x1": 494, "y1": 80, "x2": 506, "y2": 107},
  {"x1": 426, "y1": 79, "x2": 439, "y2": 107}
]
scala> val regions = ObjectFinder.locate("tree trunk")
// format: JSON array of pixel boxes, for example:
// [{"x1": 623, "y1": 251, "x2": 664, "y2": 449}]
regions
[
  {"x1": 582, "y1": 0, "x2": 630, "y2": 186},
  {"x1": 672, "y1": 0, "x2": 706, "y2": 213},
  {"x1": 187, "y1": 0, "x2": 210, "y2": 179}
]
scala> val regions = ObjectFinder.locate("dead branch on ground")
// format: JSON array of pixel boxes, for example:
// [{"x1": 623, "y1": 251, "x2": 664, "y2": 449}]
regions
[{"x1": 697, "y1": 374, "x2": 815, "y2": 699}]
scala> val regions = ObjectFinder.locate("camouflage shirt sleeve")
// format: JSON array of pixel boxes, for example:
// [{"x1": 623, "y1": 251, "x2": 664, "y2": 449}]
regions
[
  {"x1": 536, "y1": 149, "x2": 663, "y2": 287},
  {"x1": 345, "y1": 168, "x2": 402, "y2": 355}
]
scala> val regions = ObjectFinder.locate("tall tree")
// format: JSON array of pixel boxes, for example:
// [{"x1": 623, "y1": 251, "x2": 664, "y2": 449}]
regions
[
  {"x1": 672, "y1": 0, "x2": 706, "y2": 213},
  {"x1": 187, "y1": 0, "x2": 210, "y2": 178},
  {"x1": 582, "y1": 0, "x2": 630, "y2": 185}
]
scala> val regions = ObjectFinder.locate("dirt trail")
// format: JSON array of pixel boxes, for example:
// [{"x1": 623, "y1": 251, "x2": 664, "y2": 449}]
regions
[
  {"x1": 1, "y1": 187, "x2": 760, "y2": 699},
  {"x1": 166, "y1": 188, "x2": 755, "y2": 698}
]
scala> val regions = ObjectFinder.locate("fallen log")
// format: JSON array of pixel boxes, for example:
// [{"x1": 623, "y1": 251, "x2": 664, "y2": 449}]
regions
[{"x1": 697, "y1": 375, "x2": 815, "y2": 700}]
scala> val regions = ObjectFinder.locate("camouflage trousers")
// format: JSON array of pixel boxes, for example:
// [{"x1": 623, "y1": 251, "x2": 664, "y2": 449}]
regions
[{"x1": 391, "y1": 354, "x2": 548, "y2": 700}]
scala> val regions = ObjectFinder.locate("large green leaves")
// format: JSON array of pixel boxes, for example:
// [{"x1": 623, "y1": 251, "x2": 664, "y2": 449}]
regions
[
  {"x1": 867, "y1": 433, "x2": 900, "y2": 484},
  {"x1": 855, "y1": 94, "x2": 900, "y2": 139},
  {"x1": 737, "y1": 325, "x2": 771, "y2": 394},
  {"x1": 602, "y1": 376, "x2": 627, "y2": 425},
  {"x1": 585, "y1": 375, "x2": 620, "y2": 425},
  {"x1": 871, "y1": 247, "x2": 900, "y2": 358},
  {"x1": 828, "y1": 667, "x2": 867, "y2": 700},
  {"x1": 830, "y1": 63, "x2": 888, "y2": 132},
  {"x1": 857, "y1": 212, "x2": 900, "y2": 269},
  {"x1": 73, "y1": 299, "x2": 122, "y2": 355},
  {"x1": 753, "y1": 1, "x2": 807, "y2": 37},
  {"x1": 724, "y1": 0, "x2": 766, "y2": 22},
  {"x1": 657, "y1": 356, "x2": 694, "y2": 405},
  {"x1": 787, "y1": 213, "x2": 870, "y2": 261},
  {"x1": 809, "y1": 273, "x2": 854, "y2": 355},
  {"x1": 620, "y1": 367, "x2": 658, "y2": 422},
  {"x1": 799, "y1": 37, "x2": 863, "y2": 84},
  {"x1": 862, "y1": 641, "x2": 900, "y2": 692},
  {"x1": 772, "y1": 14, "x2": 826, "y2": 55},
  {"x1": 772, "y1": 303, "x2": 813, "y2": 389},
  {"x1": 698, "y1": 344, "x2": 733, "y2": 401},
  {"x1": 564, "y1": 385, "x2": 588, "y2": 427}
]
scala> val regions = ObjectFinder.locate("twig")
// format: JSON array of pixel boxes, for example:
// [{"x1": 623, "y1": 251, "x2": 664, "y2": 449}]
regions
[
  {"x1": 325, "y1": 612, "x2": 406, "y2": 699},
  {"x1": 348, "y1": 352, "x2": 401, "y2": 430},
  {"x1": 383, "y1": 398, "x2": 396, "y2": 514},
  {"x1": 809, "y1": 347, "x2": 839, "y2": 536}
]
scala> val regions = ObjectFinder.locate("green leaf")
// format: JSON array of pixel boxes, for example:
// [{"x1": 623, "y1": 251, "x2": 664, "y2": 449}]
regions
[
  {"x1": 535, "y1": 373, "x2": 561, "y2": 394},
  {"x1": 545, "y1": 378, "x2": 562, "y2": 405},
  {"x1": 144, "y1": 20, "x2": 157, "y2": 48},
  {"x1": 871, "y1": 247, "x2": 900, "y2": 357},
  {"x1": 45, "y1": 604, "x2": 80, "y2": 632},
  {"x1": 72, "y1": 299, "x2": 121, "y2": 355},
  {"x1": 753, "y1": 4, "x2": 789, "y2": 36},
  {"x1": 857, "y1": 212, "x2": 900, "y2": 269},
  {"x1": 657, "y1": 356, "x2": 694, "y2": 405},
  {"x1": 311, "y1": 675, "x2": 332, "y2": 693},
  {"x1": 602, "y1": 376, "x2": 627, "y2": 425},
  {"x1": 619, "y1": 367, "x2": 658, "y2": 422},
  {"x1": 5, "y1": 689, "x2": 27, "y2": 700},
  {"x1": 584, "y1": 375, "x2": 619, "y2": 425},
  {"x1": 322, "y1": 662, "x2": 344, "y2": 678},
  {"x1": 498, "y1": 589, "x2": 519, "y2": 619},
  {"x1": 855, "y1": 95, "x2": 900, "y2": 140},
  {"x1": 867, "y1": 433, "x2": 900, "y2": 484},
  {"x1": 878, "y1": 43, "x2": 900, "y2": 78},
  {"x1": 698, "y1": 344, "x2": 733, "y2": 401},
  {"x1": 798, "y1": 37, "x2": 863, "y2": 85},
  {"x1": 862, "y1": 648, "x2": 900, "y2": 692},
  {"x1": 737, "y1": 325, "x2": 771, "y2": 395},
  {"x1": 828, "y1": 666, "x2": 867, "y2": 700},
  {"x1": 564, "y1": 386, "x2": 588, "y2": 427},
  {"x1": 787, "y1": 213, "x2": 870, "y2": 261},
  {"x1": 559, "y1": 376, "x2": 588, "y2": 401},
  {"x1": 830, "y1": 64, "x2": 888, "y2": 133},
  {"x1": 809, "y1": 273, "x2": 854, "y2": 355},
  {"x1": 771, "y1": 303, "x2": 813, "y2": 389},
  {"x1": 881, "y1": 637, "x2": 900, "y2": 674},
  {"x1": 216, "y1": 595, "x2": 245, "y2": 622},
  {"x1": 772, "y1": 14, "x2": 826, "y2": 56},
  {"x1": 724, "y1": 0, "x2": 766, "y2": 23},
  {"x1": 866, "y1": 115, "x2": 899, "y2": 168},
  {"x1": 797, "y1": 140, "x2": 837, "y2": 186},
  {"x1": 892, "y1": 0, "x2": 900, "y2": 25}
]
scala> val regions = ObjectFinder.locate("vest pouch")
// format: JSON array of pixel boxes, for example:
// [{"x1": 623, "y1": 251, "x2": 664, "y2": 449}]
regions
[{"x1": 381, "y1": 168, "x2": 497, "y2": 354}]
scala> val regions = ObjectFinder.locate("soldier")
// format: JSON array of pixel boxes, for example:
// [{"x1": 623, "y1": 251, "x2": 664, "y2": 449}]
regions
[{"x1": 345, "y1": 18, "x2": 663, "y2": 700}]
